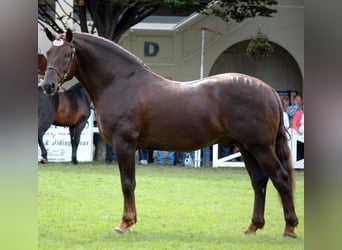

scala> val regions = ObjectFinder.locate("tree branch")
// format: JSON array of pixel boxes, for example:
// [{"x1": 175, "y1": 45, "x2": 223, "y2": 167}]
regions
[{"x1": 38, "y1": 1, "x2": 64, "y2": 33}]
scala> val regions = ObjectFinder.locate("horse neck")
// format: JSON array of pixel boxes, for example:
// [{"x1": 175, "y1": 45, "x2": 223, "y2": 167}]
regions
[
  {"x1": 68, "y1": 83, "x2": 92, "y2": 108},
  {"x1": 74, "y1": 34, "x2": 149, "y2": 96},
  {"x1": 80, "y1": 86, "x2": 92, "y2": 108}
]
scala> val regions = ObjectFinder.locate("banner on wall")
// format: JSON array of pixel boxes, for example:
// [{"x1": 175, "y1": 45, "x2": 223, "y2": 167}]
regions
[{"x1": 38, "y1": 112, "x2": 95, "y2": 162}]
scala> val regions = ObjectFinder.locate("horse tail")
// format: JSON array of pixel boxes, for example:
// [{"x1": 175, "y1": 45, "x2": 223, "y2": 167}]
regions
[{"x1": 273, "y1": 90, "x2": 295, "y2": 192}]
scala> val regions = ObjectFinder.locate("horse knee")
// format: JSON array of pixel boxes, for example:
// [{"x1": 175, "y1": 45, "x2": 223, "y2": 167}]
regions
[
  {"x1": 121, "y1": 178, "x2": 136, "y2": 195},
  {"x1": 251, "y1": 176, "x2": 268, "y2": 193}
]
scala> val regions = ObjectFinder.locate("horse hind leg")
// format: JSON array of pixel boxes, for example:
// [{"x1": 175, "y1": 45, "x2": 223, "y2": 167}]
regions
[
  {"x1": 240, "y1": 148, "x2": 269, "y2": 235},
  {"x1": 69, "y1": 120, "x2": 87, "y2": 165},
  {"x1": 69, "y1": 126, "x2": 78, "y2": 164},
  {"x1": 253, "y1": 148, "x2": 298, "y2": 238}
]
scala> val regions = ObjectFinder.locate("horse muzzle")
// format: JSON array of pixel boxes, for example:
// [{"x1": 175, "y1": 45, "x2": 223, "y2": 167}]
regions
[{"x1": 42, "y1": 81, "x2": 58, "y2": 97}]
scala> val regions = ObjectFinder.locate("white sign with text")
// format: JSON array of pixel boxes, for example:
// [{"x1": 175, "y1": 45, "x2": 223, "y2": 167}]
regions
[{"x1": 38, "y1": 112, "x2": 95, "y2": 162}]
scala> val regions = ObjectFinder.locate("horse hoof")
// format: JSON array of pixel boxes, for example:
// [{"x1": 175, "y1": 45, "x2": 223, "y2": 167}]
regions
[
  {"x1": 115, "y1": 227, "x2": 132, "y2": 234},
  {"x1": 40, "y1": 158, "x2": 48, "y2": 164},
  {"x1": 115, "y1": 227, "x2": 124, "y2": 234},
  {"x1": 283, "y1": 231, "x2": 297, "y2": 238},
  {"x1": 243, "y1": 224, "x2": 258, "y2": 235},
  {"x1": 243, "y1": 228, "x2": 256, "y2": 235}
]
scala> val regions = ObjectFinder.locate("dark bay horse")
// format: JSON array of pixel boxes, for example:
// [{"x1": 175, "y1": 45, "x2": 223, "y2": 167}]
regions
[
  {"x1": 38, "y1": 82, "x2": 92, "y2": 164},
  {"x1": 41, "y1": 28, "x2": 298, "y2": 238}
]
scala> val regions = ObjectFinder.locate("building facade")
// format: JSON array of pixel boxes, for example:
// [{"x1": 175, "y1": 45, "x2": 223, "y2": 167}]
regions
[{"x1": 119, "y1": 0, "x2": 304, "y2": 95}]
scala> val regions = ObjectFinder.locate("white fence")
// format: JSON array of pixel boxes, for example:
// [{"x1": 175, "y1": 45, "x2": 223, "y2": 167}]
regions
[
  {"x1": 290, "y1": 129, "x2": 304, "y2": 169},
  {"x1": 212, "y1": 128, "x2": 304, "y2": 169}
]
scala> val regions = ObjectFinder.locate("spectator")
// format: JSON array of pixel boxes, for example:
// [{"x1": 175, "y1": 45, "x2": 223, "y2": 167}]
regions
[
  {"x1": 180, "y1": 151, "x2": 195, "y2": 166},
  {"x1": 156, "y1": 151, "x2": 175, "y2": 165},
  {"x1": 92, "y1": 132, "x2": 116, "y2": 164},
  {"x1": 292, "y1": 104, "x2": 304, "y2": 136},
  {"x1": 231, "y1": 145, "x2": 243, "y2": 162},
  {"x1": 281, "y1": 97, "x2": 290, "y2": 130},
  {"x1": 287, "y1": 94, "x2": 303, "y2": 125},
  {"x1": 105, "y1": 144, "x2": 116, "y2": 164},
  {"x1": 138, "y1": 150, "x2": 148, "y2": 165},
  {"x1": 292, "y1": 103, "x2": 304, "y2": 161},
  {"x1": 147, "y1": 150, "x2": 154, "y2": 164}
]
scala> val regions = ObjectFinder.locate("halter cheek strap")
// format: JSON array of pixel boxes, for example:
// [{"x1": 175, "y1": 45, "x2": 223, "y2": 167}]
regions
[{"x1": 46, "y1": 42, "x2": 76, "y2": 88}]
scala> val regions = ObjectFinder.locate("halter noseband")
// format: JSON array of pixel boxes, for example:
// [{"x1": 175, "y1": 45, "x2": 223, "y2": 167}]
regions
[{"x1": 46, "y1": 40, "x2": 76, "y2": 88}]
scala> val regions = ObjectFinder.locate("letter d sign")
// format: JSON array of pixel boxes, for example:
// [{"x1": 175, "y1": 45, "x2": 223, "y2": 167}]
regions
[{"x1": 144, "y1": 42, "x2": 159, "y2": 57}]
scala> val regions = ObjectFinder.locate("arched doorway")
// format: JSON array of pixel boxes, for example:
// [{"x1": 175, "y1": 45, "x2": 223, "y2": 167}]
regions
[
  {"x1": 209, "y1": 40, "x2": 303, "y2": 93},
  {"x1": 209, "y1": 41, "x2": 303, "y2": 165}
]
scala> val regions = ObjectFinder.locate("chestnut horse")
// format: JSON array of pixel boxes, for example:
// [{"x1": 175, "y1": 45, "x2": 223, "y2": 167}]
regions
[
  {"x1": 38, "y1": 82, "x2": 92, "y2": 164},
  {"x1": 41, "y1": 28, "x2": 298, "y2": 237}
]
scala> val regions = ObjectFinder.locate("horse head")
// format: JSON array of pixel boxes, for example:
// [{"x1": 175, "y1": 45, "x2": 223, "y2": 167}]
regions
[{"x1": 42, "y1": 28, "x2": 78, "y2": 97}]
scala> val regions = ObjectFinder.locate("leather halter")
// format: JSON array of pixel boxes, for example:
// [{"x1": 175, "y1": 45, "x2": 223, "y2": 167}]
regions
[{"x1": 46, "y1": 40, "x2": 76, "y2": 88}]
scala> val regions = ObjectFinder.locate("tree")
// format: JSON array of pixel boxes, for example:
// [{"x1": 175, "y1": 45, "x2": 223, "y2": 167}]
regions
[{"x1": 38, "y1": 0, "x2": 277, "y2": 42}]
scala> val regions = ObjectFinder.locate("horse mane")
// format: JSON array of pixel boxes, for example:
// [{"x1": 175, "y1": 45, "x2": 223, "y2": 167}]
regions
[{"x1": 73, "y1": 32, "x2": 150, "y2": 71}]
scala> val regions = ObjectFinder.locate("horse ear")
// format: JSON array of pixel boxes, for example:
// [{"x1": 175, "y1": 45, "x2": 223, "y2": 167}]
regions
[
  {"x1": 66, "y1": 29, "x2": 73, "y2": 43},
  {"x1": 45, "y1": 27, "x2": 56, "y2": 42}
]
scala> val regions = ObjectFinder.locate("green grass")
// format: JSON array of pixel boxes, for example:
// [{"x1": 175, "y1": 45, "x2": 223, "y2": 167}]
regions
[{"x1": 38, "y1": 162, "x2": 304, "y2": 249}]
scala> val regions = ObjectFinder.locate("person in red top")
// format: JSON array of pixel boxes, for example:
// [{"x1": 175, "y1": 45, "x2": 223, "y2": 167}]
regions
[{"x1": 292, "y1": 104, "x2": 304, "y2": 136}]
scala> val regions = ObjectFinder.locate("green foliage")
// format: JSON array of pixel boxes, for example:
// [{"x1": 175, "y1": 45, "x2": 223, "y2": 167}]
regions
[
  {"x1": 246, "y1": 30, "x2": 274, "y2": 60},
  {"x1": 39, "y1": 162, "x2": 304, "y2": 249},
  {"x1": 202, "y1": 0, "x2": 278, "y2": 22},
  {"x1": 38, "y1": 0, "x2": 278, "y2": 42}
]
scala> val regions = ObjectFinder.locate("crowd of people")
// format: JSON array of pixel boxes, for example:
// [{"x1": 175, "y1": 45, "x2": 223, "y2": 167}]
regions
[
  {"x1": 283, "y1": 94, "x2": 304, "y2": 136},
  {"x1": 103, "y1": 147, "x2": 195, "y2": 167},
  {"x1": 282, "y1": 94, "x2": 304, "y2": 160}
]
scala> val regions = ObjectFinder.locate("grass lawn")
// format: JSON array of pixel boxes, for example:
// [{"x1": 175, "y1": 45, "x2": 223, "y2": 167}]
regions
[{"x1": 38, "y1": 162, "x2": 304, "y2": 249}]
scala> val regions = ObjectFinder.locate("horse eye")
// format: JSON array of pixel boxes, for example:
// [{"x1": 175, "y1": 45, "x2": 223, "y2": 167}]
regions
[{"x1": 64, "y1": 53, "x2": 71, "y2": 59}]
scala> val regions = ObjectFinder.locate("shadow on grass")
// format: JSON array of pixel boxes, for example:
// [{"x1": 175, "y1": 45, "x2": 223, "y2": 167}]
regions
[{"x1": 101, "y1": 228, "x2": 303, "y2": 249}]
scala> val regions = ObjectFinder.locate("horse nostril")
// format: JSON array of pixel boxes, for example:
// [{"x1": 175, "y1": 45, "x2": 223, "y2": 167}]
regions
[{"x1": 51, "y1": 82, "x2": 56, "y2": 89}]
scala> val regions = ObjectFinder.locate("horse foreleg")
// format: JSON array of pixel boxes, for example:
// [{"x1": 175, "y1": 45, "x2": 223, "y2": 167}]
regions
[
  {"x1": 240, "y1": 148, "x2": 269, "y2": 235},
  {"x1": 114, "y1": 139, "x2": 137, "y2": 233},
  {"x1": 38, "y1": 131, "x2": 48, "y2": 163}
]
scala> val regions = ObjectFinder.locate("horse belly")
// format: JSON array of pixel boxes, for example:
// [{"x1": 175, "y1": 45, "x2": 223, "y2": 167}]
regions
[
  {"x1": 54, "y1": 100, "x2": 87, "y2": 126},
  {"x1": 140, "y1": 110, "x2": 225, "y2": 151},
  {"x1": 54, "y1": 113, "x2": 83, "y2": 126}
]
